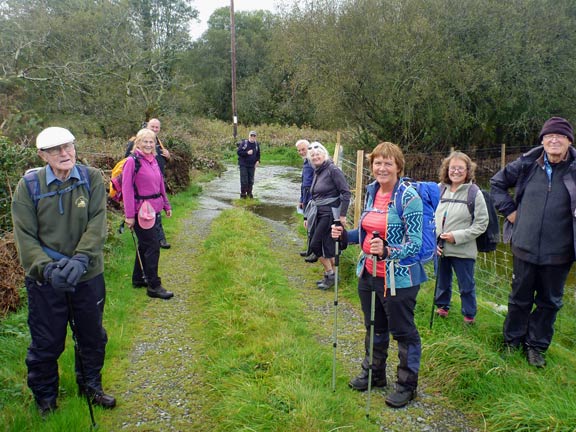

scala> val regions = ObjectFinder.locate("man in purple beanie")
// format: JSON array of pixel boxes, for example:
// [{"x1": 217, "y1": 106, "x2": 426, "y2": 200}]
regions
[{"x1": 490, "y1": 117, "x2": 576, "y2": 367}]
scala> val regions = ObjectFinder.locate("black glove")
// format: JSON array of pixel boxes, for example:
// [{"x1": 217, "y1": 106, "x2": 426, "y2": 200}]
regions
[
  {"x1": 59, "y1": 254, "x2": 89, "y2": 287},
  {"x1": 43, "y1": 258, "x2": 69, "y2": 282},
  {"x1": 51, "y1": 266, "x2": 75, "y2": 293}
]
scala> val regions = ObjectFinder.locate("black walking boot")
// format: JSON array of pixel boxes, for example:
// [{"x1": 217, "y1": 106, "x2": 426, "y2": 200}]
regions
[
  {"x1": 304, "y1": 252, "x2": 319, "y2": 263},
  {"x1": 79, "y1": 386, "x2": 116, "y2": 409},
  {"x1": 385, "y1": 384, "x2": 416, "y2": 408},
  {"x1": 36, "y1": 398, "x2": 57, "y2": 418},
  {"x1": 525, "y1": 346, "x2": 546, "y2": 368},
  {"x1": 348, "y1": 368, "x2": 387, "y2": 391},
  {"x1": 317, "y1": 273, "x2": 335, "y2": 290},
  {"x1": 147, "y1": 285, "x2": 174, "y2": 300}
]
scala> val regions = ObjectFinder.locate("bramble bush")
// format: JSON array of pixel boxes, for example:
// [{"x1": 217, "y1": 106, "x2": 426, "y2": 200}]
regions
[{"x1": 0, "y1": 136, "x2": 38, "y2": 233}]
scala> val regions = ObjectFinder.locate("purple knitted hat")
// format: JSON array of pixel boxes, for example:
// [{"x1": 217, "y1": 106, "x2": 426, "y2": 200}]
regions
[{"x1": 539, "y1": 117, "x2": 574, "y2": 143}]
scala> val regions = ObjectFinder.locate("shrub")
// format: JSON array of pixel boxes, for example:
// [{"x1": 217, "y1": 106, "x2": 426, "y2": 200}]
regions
[{"x1": 0, "y1": 135, "x2": 39, "y2": 233}]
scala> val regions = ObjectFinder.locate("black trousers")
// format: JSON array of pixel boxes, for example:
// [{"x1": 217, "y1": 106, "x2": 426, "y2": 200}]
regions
[
  {"x1": 357, "y1": 272, "x2": 421, "y2": 390},
  {"x1": 239, "y1": 165, "x2": 256, "y2": 195},
  {"x1": 155, "y1": 213, "x2": 167, "y2": 243},
  {"x1": 133, "y1": 215, "x2": 162, "y2": 288},
  {"x1": 308, "y1": 206, "x2": 336, "y2": 258},
  {"x1": 25, "y1": 274, "x2": 108, "y2": 401},
  {"x1": 504, "y1": 256, "x2": 572, "y2": 351}
]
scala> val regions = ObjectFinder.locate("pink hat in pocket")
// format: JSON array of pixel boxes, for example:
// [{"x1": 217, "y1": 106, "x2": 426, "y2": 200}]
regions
[{"x1": 138, "y1": 200, "x2": 156, "y2": 230}]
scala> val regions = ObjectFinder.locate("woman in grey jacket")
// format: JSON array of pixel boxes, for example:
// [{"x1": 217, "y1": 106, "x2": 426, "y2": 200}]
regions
[
  {"x1": 303, "y1": 142, "x2": 351, "y2": 289},
  {"x1": 434, "y1": 152, "x2": 489, "y2": 324}
]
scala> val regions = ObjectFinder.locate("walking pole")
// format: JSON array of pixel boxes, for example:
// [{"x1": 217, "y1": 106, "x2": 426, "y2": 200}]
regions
[
  {"x1": 331, "y1": 219, "x2": 342, "y2": 392},
  {"x1": 366, "y1": 231, "x2": 380, "y2": 418},
  {"x1": 66, "y1": 293, "x2": 97, "y2": 429},
  {"x1": 429, "y1": 250, "x2": 442, "y2": 329},
  {"x1": 430, "y1": 224, "x2": 446, "y2": 329}
]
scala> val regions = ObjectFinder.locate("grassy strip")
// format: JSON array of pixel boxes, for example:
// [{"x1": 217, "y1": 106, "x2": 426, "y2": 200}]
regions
[{"x1": 189, "y1": 208, "x2": 381, "y2": 431}]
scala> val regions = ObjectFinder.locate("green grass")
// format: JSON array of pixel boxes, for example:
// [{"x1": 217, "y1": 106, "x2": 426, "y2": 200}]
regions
[
  {"x1": 185, "y1": 208, "x2": 381, "y2": 431},
  {"x1": 414, "y1": 278, "x2": 576, "y2": 431}
]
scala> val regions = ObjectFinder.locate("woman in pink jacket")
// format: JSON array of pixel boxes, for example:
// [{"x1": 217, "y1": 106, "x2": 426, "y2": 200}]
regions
[{"x1": 123, "y1": 128, "x2": 173, "y2": 299}]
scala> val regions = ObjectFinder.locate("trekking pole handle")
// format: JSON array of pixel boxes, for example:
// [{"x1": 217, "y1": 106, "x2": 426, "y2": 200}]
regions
[
  {"x1": 371, "y1": 231, "x2": 380, "y2": 278},
  {"x1": 333, "y1": 219, "x2": 342, "y2": 261}
]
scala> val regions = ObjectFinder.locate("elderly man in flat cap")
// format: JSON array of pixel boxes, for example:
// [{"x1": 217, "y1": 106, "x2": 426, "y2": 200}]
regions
[{"x1": 11, "y1": 127, "x2": 115, "y2": 416}]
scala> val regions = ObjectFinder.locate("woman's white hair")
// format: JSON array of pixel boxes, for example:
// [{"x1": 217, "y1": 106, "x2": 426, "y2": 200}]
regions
[{"x1": 307, "y1": 141, "x2": 330, "y2": 161}]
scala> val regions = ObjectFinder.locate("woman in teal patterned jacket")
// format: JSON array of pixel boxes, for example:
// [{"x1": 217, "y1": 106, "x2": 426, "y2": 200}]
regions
[{"x1": 332, "y1": 141, "x2": 425, "y2": 409}]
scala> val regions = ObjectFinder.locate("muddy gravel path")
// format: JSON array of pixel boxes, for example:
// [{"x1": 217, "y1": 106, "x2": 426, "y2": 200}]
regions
[{"x1": 106, "y1": 165, "x2": 479, "y2": 431}]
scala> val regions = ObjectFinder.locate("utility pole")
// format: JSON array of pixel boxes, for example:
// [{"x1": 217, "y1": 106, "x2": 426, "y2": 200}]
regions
[{"x1": 230, "y1": 0, "x2": 238, "y2": 140}]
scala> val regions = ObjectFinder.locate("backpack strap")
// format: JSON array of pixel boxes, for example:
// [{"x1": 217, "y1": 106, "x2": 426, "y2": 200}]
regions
[
  {"x1": 393, "y1": 178, "x2": 413, "y2": 220},
  {"x1": 466, "y1": 183, "x2": 480, "y2": 220},
  {"x1": 439, "y1": 183, "x2": 479, "y2": 219},
  {"x1": 24, "y1": 165, "x2": 91, "y2": 213},
  {"x1": 132, "y1": 155, "x2": 161, "y2": 200}
]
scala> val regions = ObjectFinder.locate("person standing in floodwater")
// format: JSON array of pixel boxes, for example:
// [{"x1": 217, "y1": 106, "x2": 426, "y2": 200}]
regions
[{"x1": 237, "y1": 131, "x2": 261, "y2": 199}]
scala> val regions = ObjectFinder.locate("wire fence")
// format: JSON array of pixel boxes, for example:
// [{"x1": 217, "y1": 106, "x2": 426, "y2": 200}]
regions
[{"x1": 337, "y1": 145, "x2": 576, "y2": 353}]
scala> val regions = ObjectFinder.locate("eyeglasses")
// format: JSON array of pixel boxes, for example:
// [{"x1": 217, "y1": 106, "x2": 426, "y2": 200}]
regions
[
  {"x1": 543, "y1": 134, "x2": 568, "y2": 141},
  {"x1": 250, "y1": 134, "x2": 257, "y2": 137},
  {"x1": 41, "y1": 142, "x2": 75, "y2": 155},
  {"x1": 308, "y1": 145, "x2": 320, "y2": 151},
  {"x1": 449, "y1": 166, "x2": 467, "y2": 173}
]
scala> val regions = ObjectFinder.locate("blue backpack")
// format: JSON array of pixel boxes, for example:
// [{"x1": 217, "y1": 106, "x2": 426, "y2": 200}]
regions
[{"x1": 393, "y1": 177, "x2": 441, "y2": 264}]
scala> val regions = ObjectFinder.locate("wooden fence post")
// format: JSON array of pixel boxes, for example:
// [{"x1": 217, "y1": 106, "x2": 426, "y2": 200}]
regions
[
  {"x1": 354, "y1": 150, "x2": 364, "y2": 228},
  {"x1": 333, "y1": 131, "x2": 341, "y2": 165}
]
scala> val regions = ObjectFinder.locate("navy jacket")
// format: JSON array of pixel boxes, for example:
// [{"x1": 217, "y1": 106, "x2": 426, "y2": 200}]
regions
[
  {"x1": 237, "y1": 139, "x2": 260, "y2": 167},
  {"x1": 300, "y1": 159, "x2": 314, "y2": 208},
  {"x1": 490, "y1": 145, "x2": 576, "y2": 263}
]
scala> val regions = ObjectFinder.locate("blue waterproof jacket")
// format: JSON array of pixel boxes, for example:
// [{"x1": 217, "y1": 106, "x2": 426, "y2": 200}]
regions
[{"x1": 344, "y1": 180, "x2": 427, "y2": 289}]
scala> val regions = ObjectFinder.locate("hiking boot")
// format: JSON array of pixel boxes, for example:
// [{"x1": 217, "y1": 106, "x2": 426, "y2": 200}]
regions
[
  {"x1": 385, "y1": 385, "x2": 416, "y2": 408},
  {"x1": 526, "y1": 347, "x2": 546, "y2": 368},
  {"x1": 463, "y1": 316, "x2": 475, "y2": 325},
  {"x1": 160, "y1": 239, "x2": 171, "y2": 249},
  {"x1": 348, "y1": 369, "x2": 387, "y2": 391},
  {"x1": 436, "y1": 307, "x2": 449, "y2": 318},
  {"x1": 147, "y1": 286, "x2": 174, "y2": 300},
  {"x1": 299, "y1": 251, "x2": 308, "y2": 257},
  {"x1": 304, "y1": 252, "x2": 319, "y2": 263},
  {"x1": 317, "y1": 273, "x2": 335, "y2": 290},
  {"x1": 36, "y1": 398, "x2": 57, "y2": 417},
  {"x1": 79, "y1": 387, "x2": 116, "y2": 409},
  {"x1": 132, "y1": 280, "x2": 147, "y2": 288}
]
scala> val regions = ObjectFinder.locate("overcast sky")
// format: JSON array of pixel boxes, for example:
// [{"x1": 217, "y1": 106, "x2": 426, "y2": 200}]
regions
[{"x1": 191, "y1": 0, "x2": 279, "y2": 40}]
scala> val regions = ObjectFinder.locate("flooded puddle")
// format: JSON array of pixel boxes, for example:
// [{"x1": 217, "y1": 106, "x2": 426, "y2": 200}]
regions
[{"x1": 199, "y1": 164, "x2": 302, "y2": 224}]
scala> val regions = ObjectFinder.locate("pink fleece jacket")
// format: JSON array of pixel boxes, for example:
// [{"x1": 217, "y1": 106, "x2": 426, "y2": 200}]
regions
[{"x1": 122, "y1": 150, "x2": 171, "y2": 218}]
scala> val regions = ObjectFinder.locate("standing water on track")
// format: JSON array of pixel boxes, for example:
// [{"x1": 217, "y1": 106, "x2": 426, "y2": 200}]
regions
[{"x1": 199, "y1": 164, "x2": 303, "y2": 224}]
